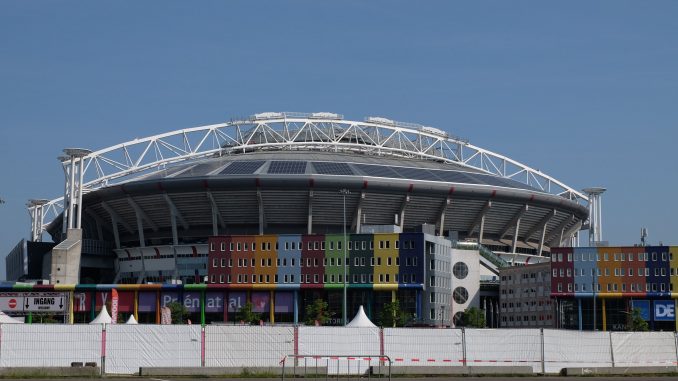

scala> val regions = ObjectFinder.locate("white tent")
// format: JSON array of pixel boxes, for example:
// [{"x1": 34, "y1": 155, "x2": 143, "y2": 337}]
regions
[
  {"x1": 0, "y1": 310, "x2": 24, "y2": 324},
  {"x1": 89, "y1": 305, "x2": 113, "y2": 324},
  {"x1": 346, "y1": 305, "x2": 377, "y2": 328},
  {"x1": 125, "y1": 314, "x2": 138, "y2": 324}
]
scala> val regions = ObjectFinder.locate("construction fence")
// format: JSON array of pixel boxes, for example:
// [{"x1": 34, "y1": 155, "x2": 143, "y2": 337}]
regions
[{"x1": 0, "y1": 324, "x2": 676, "y2": 374}]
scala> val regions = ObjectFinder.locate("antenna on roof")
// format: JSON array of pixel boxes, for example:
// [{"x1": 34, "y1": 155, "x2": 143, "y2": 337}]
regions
[{"x1": 640, "y1": 227, "x2": 648, "y2": 246}]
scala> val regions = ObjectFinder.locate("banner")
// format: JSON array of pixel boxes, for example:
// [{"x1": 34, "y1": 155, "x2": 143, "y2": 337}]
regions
[
  {"x1": 161, "y1": 291, "x2": 179, "y2": 307},
  {"x1": 228, "y1": 292, "x2": 246, "y2": 313},
  {"x1": 631, "y1": 300, "x2": 650, "y2": 321},
  {"x1": 654, "y1": 301, "x2": 675, "y2": 321},
  {"x1": 251, "y1": 291, "x2": 270, "y2": 313},
  {"x1": 183, "y1": 292, "x2": 201, "y2": 313},
  {"x1": 73, "y1": 292, "x2": 91, "y2": 312},
  {"x1": 111, "y1": 289, "x2": 119, "y2": 324},
  {"x1": 138, "y1": 292, "x2": 157, "y2": 312},
  {"x1": 205, "y1": 292, "x2": 225, "y2": 313},
  {"x1": 275, "y1": 292, "x2": 294, "y2": 313}
]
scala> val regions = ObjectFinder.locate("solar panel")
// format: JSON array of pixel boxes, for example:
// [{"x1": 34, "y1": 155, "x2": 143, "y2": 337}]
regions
[
  {"x1": 181, "y1": 162, "x2": 225, "y2": 176},
  {"x1": 392, "y1": 167, "x2": 441, "y2": 181},
  {"x1": 353, "y1": 164, "x2": 401, "y2": 178},
  {"x1": 429, "y1": 170, "x2": 477, "y2": 184},
  {"x1": 219, "y1": 161, "x2": 265, "y2": 175},
  {"x1": 268, "y1": 161, "x2": 307, "y2": 174},
  {"x1": 312, "y1": 162, "x2": 353, "y2": 176}
]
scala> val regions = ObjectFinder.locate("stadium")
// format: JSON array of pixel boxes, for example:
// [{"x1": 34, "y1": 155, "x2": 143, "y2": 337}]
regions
[{"x1": 8, "y1": 112, "x2": 591, "y2": 325}]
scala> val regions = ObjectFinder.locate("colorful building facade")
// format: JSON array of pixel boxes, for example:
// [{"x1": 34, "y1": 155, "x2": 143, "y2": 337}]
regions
[{"x1": 551, "y1": 246, "x2": 678, "y2": 331}]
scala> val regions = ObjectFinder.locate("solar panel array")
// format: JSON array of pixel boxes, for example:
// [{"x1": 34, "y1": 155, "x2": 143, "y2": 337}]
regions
[
  {"x1": 219, "y1": 161, "x2": 266, "y2": 175},
  {"x1": 312, "y1": 162, "x2": 354, "y2": 176},
  {"x1": 268, "y1": 161, "x2": 307, "y2": 174},
  {"x1": 353, "y1": 164, "x2": 400, "y2": 178},
  {"x1": 392, "y1": 166, "x2": 441, "y2": 181},
  {"x1": 190, "y1": 158, "x2": 541, "y2": 191}
]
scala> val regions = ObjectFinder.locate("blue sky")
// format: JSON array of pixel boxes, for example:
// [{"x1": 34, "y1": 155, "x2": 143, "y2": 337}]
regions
[{"x1": 1, "y1": 1, "x2": 677, "y2": 278}]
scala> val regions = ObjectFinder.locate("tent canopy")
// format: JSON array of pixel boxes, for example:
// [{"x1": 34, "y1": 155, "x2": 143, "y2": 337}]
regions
[
  {"x1": 346, "y1": 305, "x2": 377, "y2": 328},
  {"x1": 125, "y1": 314, "x2": 138, "y2": 324},
  {"x1": 0, "y1": 310, "x2": 24, "y2": 324},
  {"x1": 90, "y1": 305, "x2": 112, "y2": 324}
]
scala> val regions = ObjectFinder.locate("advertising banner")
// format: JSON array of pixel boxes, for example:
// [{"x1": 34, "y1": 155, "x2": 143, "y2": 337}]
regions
[
  {"x1": 251, "y1": 291, "x2": 270, "y2": 313},
  {"x1": 111, "y1": 289, "x2": 119, "y2": 324},
  {"x1": 183, "y1": 292, "x2": 201, "y2": 313},
  {"x1": 205, "y1": 291, "x2": 225, "y2": 313},
  {"x1": 275, "y1": 292, "x2": 294, "y2": 313},
  {"x1": 654, "y1": 300, "x2": 676, "y2": 321},
  {"x1": 73, "y1": 292, "x2": 91, "y2": 312},
  {"x1": 117, "y1": 291, "x2": 134, "y2": 312},
  {"x1": 228, "y1": 292, "x2": 246, "y2": 313},
  {"x1": 161, "y1": 291, "x2": 179, "y2": 307},
  {"x1": 631, "y1": 300, "x2": 650, "y2": 321},
  {"x1": 138, "y1": 292, "x2": 157, "y2": 312}
]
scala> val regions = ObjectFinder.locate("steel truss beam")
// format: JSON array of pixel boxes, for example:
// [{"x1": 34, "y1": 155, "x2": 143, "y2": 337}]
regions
[{"x1": 31, "y1": 113, "x2": 588, "y2": 233}]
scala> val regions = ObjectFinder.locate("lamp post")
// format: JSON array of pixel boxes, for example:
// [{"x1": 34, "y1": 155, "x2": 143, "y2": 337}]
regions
[{"x1": 339, "y1": 188, "x2": 351, "y2": 326}]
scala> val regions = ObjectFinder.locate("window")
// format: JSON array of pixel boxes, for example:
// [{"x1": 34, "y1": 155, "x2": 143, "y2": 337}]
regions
[
  {"x1": 387, "y1": 257, "x2": 392, "y2": 266},
  {"x1": 212, "y1": 258, "x2": 218, "y2": 268},
  {"x1": 221, "y1": 258, "x2": 226, "y2": 267},
  {"x1": 229, "y1": 242, "x2": 234, "y2": 251}
]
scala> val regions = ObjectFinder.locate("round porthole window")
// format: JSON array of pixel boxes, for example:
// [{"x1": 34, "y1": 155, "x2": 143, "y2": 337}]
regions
[
  {"x1": 453, "y1": 286, "x2": 469, "y2": 304},
  {"x1": 453, "y1": 262, "x2": 468, "y2": 279},
  {"x1": 453, "y1": 311, "x2": 465, "y2": 325}
]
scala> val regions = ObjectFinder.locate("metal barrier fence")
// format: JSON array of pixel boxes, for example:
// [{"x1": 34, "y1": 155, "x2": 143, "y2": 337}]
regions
[
  {"x1": 0, "y1": 324, "x2": 676, "y2": 375},
  {"x1": 281, "y1": 355, "x2": 392, "y2": 380}
]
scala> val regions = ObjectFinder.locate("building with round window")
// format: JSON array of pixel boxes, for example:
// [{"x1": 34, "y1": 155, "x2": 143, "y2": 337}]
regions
[{"x1": 8, "y1": 112, "x2": 590, "y2": 326}]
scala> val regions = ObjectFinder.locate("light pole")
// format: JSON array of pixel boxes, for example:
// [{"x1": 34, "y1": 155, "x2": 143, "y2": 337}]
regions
[{"x1": 339, "y1": 188, "x2": 351, "y2": 326}]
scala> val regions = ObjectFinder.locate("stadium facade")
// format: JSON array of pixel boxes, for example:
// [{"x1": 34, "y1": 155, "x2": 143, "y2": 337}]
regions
[{"x1": 6, "y1": 112, "x2": 593, "y2": 325}]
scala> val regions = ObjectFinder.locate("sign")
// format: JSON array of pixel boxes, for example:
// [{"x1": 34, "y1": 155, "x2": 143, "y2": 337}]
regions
[
  {"x1": 654, "y1": 300, "x2": 675, "y2": 321},
  {"x1": 631, "y1": 300, "x2": 650, "y2": 321},
  {"x1": 0, "y1": 292, "x2": 66, "y2": 312},
  {"x1": 23, "y1": 293, "x2": 66, "y2": 312},
  {"x1": 160, "y1": 306, "x2": 172, "y2": 324},
  {"x1": 0, "y1": 293, "x2": 23, "y2": 312}
]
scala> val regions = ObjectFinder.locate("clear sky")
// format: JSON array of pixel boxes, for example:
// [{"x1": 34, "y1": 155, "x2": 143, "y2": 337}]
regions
[{"x1": 1, "y1": 1, "x2": 677, "y2": 278}]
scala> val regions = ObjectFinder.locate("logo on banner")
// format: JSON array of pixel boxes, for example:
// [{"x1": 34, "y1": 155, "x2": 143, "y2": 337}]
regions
[{"x1": 654, "y1": 301, "x2": 675, "y2": 321}]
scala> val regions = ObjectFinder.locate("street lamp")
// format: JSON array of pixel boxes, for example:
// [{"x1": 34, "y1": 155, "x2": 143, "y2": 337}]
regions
[{"x1": 339, "y1": 188, "x2": 351, "y2": 326}]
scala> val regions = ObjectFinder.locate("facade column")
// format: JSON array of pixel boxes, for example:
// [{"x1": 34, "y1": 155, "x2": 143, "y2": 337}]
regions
[
  {"x1": 602, "y1": 298, "x2": 607, "y2": 331},
  {"x1": 270, "y1": 290, "x2": 275, "y2": 324},
  {"x1": 578, "y1": 298, "x2": 583, "y2": 331},
  {"x1": 293, "y1": 290, "x2": 299, "y2": 325}
]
